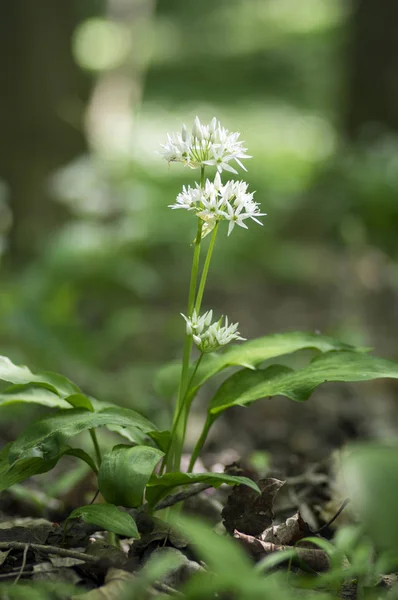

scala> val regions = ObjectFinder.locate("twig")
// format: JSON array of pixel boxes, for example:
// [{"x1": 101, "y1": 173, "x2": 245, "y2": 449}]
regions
[
  {"x1": 154, "y1": 482, "x2": 212, "y2": 511},
  {"x1": 234, "y1": 530, "x2": 331, "y2": 572},
  {"x1": 153, "y1": 581, "x2": 184, "y2": 597},
  {"x1": 315, "y1": 498, "x2": 350, "y2": 533},
  {"x1": 0, "y1": 542, "x2": 99, "y2": 564},
  {"x1": 0, "y1": 571, "x2": 31, "y2": 581},
  {"x1": 13, "y1": 544, "x2": 28, "y2": 584},
  {"x1": 89, "y1": 489, "x2": 100, "y2": 505}
]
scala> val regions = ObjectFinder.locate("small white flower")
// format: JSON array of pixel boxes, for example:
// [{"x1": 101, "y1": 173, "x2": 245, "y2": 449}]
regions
[
  {"x1": 181, "y1": 310, "x2": 213, "y2": 336},
  {"x1": 181, "y1": 311, "x2": 245, "y2": 353},
  {"x1": 160, "y1": 116, "x2": 251, "y2": 174},
  {"x1": 169, "y1": 175, "x2": 266, "y2": 238},
  {"x1": 202, "y1": 146, "x2": 239, "y2": 175},
  {"x1": 223, "y1": 201, "x2": 249, "y2": 236}
]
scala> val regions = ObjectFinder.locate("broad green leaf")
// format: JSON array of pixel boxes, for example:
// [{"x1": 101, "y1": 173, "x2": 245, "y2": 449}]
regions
[
  {"x1": 0, "y1": 457, "x2": 59, "y2": 492},
  {"x1": 146, "y1": 472, "x2": 260, "y2": 508},
  {"x1": 106, "y1": 427, "x2": 170, "y2": 452},
  {"x1": 172, "y1": 516, "x2": 295, "y2": 600},
  {"x1": 0, "y1": 441, "x2": 59, "y2": 492},
  {"x1": 66, "y1": 504, "x2": 139, "y2": 538},
  {"x1": 64, "y1": 448, "x2": 98, "y2": 474},
  {"x1": 0, "y1": 445, "x2": 97, "y2": 492},
  {"x1": 65, "y1": 394, "x2": 94, "y2": 411},
  {"x1": 98, "y1": 445, "x2": 164, "y2": 508},
  {"x1": 0, "y1": 356, "x2": 80, "y2": 397},
  {"x1": 155, "y1": 332, "x2": 361, "y2": 399},
  {"x1": 170, "y1": 514, "x2": 254, "y2": 575},
  {"x1": 209, "y1": 351, "x2": 398, "y2": 417},
  {"x1": 0, "y1": 384, "x2": 94, "y2": 412},
  {"x1": 0, "y1": 383, "x2": 70, "y2": 409},
  {"x1": 254, "y1": 548, "x2": 298, "y2": 573},
  {"x1": 9, "y1": 407, "x2": 158, "y2": 464},
  {"x1": 106, "y1": 425, "x2": 148, "y2": 444},
  {"x1": 123, "y1": 551, "x2": 189, "y2": 599},
  {"x1": 148, "y1": 430, "x2": 171, "y2": 453},
  {"x1": 342, "y1": 444, "x2": 398, "y2": 553}
]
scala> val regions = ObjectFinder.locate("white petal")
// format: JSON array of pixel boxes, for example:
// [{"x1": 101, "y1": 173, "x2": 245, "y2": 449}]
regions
[{"x1": 221, "y1": 163, "x2": 238, "y2": 175}]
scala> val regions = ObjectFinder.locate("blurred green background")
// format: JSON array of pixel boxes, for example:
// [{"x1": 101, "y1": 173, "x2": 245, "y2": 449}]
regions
[{"x1": 1, "y1": 0, "x2": 398, "y2": 452}]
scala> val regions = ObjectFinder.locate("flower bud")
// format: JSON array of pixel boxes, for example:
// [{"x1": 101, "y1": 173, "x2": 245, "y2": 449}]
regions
[{"x1": 192, "y1": 116, "x2": 203, "y2": 140}]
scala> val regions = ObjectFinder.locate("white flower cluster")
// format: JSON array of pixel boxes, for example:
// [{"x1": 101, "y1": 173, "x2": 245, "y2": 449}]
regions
[
  {"x1": 181, "y1": 310, "x2": 245, "y2": 353},
  {"x1": 169, "y1": 172, "x2": 265, "y2": 236},
  {"x1": 161, "y1": 116, "x2": 265, "y2": 237},
  {"x1": 160, "y1": 116, "x2": 251, "y2": 174}
]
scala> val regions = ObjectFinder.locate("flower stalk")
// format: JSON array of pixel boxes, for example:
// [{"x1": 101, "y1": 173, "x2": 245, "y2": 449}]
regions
[
  {"x1": 167, "y1": 168, "x2": 205, "y2": 472},
  {"x1": 160, "y1": 116, "x2": 264, "y2": 472},
  {"x1": 195, "y1": 222, "x2": 219, "y2": 315}
]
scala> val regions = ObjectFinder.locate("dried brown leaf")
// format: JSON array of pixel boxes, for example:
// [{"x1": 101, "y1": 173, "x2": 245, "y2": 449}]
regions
[
  {"x1": 0, "y1": 518, "x2": 54, "y2": 544},
  {"x1": 71, "y1": 568, "x2": 133, "y2": 600},
  {"x1": 222, "y1": 477, "x2": 285, "y2": 535},
  {"x1": 261, "y1": 511, "x2": 314, "y2": 546}
]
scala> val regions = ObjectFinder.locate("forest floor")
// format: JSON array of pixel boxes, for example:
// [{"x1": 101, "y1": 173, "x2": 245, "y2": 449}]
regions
[{"x1": 0, "y1": 379, "x2": 397, "y2": 599}]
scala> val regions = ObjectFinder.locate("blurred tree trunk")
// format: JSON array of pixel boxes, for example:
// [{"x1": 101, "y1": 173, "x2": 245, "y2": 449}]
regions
[
  {"x1": 346, "y1": 0, "x2": 398, "y2": 138},
  {"x1": 0, "y1": 1, "x2": 93, "y2": 264}
]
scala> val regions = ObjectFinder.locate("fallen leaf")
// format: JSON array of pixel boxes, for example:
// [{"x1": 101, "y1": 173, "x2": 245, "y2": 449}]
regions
[
  {"x1": 0, "y1": 518, "x2": 54, "y2": 544},
  {"x1": 132, "y1": 517, "x2": 188, "y2": 557},
  {"x1": 222, "y1": 478, "x2": 285, "y2": 536},
  {"x1": 261, "y1": 511, "x2": 314, "y2": 546},
  {"x1": 234, "y1": 530, "x2": 331, "y2": 572},
  {"x1": 49, "y1": 554, "x2": 86, "y2": 568},
  {"x1": 71, "y1": 568, "x2": 133, "y2": 600}
]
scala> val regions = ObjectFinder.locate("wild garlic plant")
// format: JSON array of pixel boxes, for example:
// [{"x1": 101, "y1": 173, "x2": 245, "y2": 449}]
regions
[
  {"x1": 159, "y1": 116, "x2": 264, "y2": 473},
  {"x1": 1, "y1": 116, "x2": 398, "y2": 539}
]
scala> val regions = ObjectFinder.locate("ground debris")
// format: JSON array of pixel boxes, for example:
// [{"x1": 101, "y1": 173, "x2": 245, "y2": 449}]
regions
[
  {"x1": 261, "y1": 511, "x2": 314, "y2": 546},
  {"x1": 71, "y1": 568, "x2": 134, "y2": 600},
  {"x1": 222, "y1": 477, "x2": 285, "y2": 535},
  {"x1": 234, "y1": 530, "x2": 331, "y2": 572},
  {"x1": 0, "y1": 517, "x2": 55, "y2": 544}
]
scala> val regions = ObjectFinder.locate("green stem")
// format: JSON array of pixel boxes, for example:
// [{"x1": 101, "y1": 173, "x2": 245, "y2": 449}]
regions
[
  {"x1": 168, "y1": 222, "x2": 202, "y2": 472},
  {"x1": 161, "y1": 354, "x2": 203, "y2": 476},
  {"x1": 167, "y1": 167, "x2": 206, "y2": 472},
  {"x1": 195, "y1": 221, "x2": 219, "y2": 315},
  {"x1": 188, "y1": 415, "x2": 213, "y2": 472},
  {"x1": 89, "y1": 429, "x2": 102, "y2": 468},
  {"x1": 170, "y1": 353, "x2": 203, "y2": 445}
]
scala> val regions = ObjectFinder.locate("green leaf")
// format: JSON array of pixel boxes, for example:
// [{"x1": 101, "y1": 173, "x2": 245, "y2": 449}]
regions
[
  {"x1": 65, "y1": 394, "x2": 94, "y2": 411},
  {"x1": 66, "y1": 504, "x2": 139, "y2": 538},
  {"x1": 127, "y1": 551, "x2": 189, "y2": 597},
  {"x1": 8, "y1": 407, "x2": 158, "y2": 464},
  {"x1": 155, "y1": 331, "x2": 361, "y2": 399},
  {"x1": 0, "y1": 457, "x2": 59, "y2": 492},
  {"x1": 0, "y1": 444, "x2": 97, "y2": 492},
  {"x1": 0, "y1": 383, "x2": 70, "y2": 409},
  {"x1": 98, "y1": 445, "x2": 164, "y2": 508},
  {"x1": 170, "y1": 514, "x2": 253, "y2": 575},
  {"x1": 0, "y1": 356, "x2": 80, "y2": 397},
  {"x1": 171, "y1": 516, "x2": 292, "y2": 599},
  {"x1": 107, "y1": 428, "x2": 171, "y2": 453},
  {"x1": 208, "y1": 351, "x2": 398, "y2": 417},
  {"x1": 64, "y1": 447, "x2": 98, "y2": 474},
  {"x1": 342, "y1": 444, "x2": 398, "y2": 553},
  {"x1": 146, "y1": 472, "x2": 260, "y2": 508},
  {"x1": 0, "y1": 444, "x2": 58, "y2": 492},
  {"x1": 148, "y1": 430, "x2": 171, "y2": 453}
]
